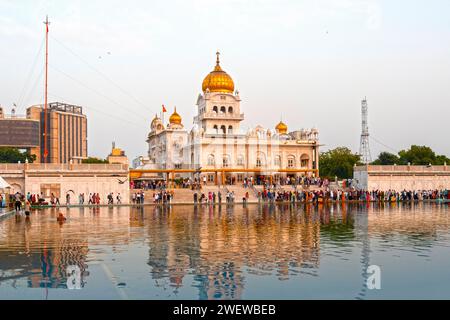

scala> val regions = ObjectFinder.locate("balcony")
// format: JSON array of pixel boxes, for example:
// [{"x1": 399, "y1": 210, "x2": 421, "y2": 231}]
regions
[{"x1": 195, "y1": 112, "x2": 244, "y2": 122}]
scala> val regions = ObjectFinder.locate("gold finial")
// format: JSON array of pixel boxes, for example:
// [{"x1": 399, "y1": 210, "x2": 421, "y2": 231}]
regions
[{"x1": 216, "y1": 51, "x2": 220, "y2": 65}]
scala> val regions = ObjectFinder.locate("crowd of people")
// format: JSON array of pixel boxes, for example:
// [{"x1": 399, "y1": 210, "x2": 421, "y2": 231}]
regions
[
  {"x1": 192, "y1": 190, "x2": 246, "y2": 204},
  {"x1": 2, "y1": 192, "x2": 123, "y2": 207},
  {"x1": 131, "y1": 190, "x2": 175, "y2": 204},
  {"x1": 256, "y1": 188, "x2": 450, "y2": 203}
]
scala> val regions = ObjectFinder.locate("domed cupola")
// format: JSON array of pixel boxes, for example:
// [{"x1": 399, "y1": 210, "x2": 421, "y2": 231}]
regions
[
  {"x1": 169, "y1": 107, "x2": 182, "y2": 125},
  {"x1": 202, "y1": 52, "x2": 235, "y2": 93},
  {"x1": 275, "y1": 120, "x2": 288, "y2": 135}
]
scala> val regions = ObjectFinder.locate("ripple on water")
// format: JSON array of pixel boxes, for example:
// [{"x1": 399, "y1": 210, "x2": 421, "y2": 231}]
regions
[{"x1": 0, "y1": 203, "x2": 448, "y2": 299}]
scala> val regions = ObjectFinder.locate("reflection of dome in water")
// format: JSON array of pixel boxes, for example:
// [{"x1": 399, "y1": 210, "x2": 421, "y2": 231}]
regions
[
  {"x1": 275, "y1": 121, "x2": 288, "y2": 134},
  {"x1": 202, "y1": 52, "x2": 235, "y2": 93}
]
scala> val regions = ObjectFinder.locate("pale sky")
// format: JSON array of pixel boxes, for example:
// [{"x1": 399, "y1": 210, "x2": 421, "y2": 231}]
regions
[{"x1": 1, "y1": 0, "x2": 449, "y2": 161}]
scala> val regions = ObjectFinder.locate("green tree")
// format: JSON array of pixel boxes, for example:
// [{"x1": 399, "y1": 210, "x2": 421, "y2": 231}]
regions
[
  {"x1": 435, "y1": 154, "x2": 450, "y2": 165},
  {"x1": 372, "y1": 152, "x2": 399, "y2": 165},
  {"x1": 397, "y1": 145, "x2": 449, "y2": 165},
  {"x1": 319, "y1": 147, "x2": 361, "y2": 179},
  {"x1": 82, "y1": 157, "x2": 108, "y2": 164},
  {"x1": 0, "y1": 147, "x2": 36, "y2": 163}
]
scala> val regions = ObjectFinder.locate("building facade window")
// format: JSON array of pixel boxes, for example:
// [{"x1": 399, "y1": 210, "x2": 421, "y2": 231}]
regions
[
  {"x1": 256, "y1": 158, "x2": 262, "y2": 167},
  {"x1": 220, "y1": 106, "x2": 226, "y2": 113},
  {"x1": 213, "y1": 106, "x2": 218, "y2": 113},
  {"x1": 274, "y1": 155, "x2": 281, "y2": 167},
  {"x1": 301, "y1": 155, "x2": 309, "y2": 167},
  {"x1": 207, "y1": 154, "x2": 215, "y2": 166},
  {"x1": 287, "y1": 156, "x2": 295, "y2": 168},
  {"x1": 223, "y1": 156, "x2": 230, "y2": 168},
  {"x1": 228, "y1": 125, "x2": 233, "y2": 134},
  {"x1": 237, "y1": 155, "x2": 244, "y2": 166},
  {"x1": 228, "y1": 106, "x2": 233, "y2": 113}
]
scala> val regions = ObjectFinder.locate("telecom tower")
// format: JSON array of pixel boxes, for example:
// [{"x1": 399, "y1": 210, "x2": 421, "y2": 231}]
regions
[{"x1": 359, "y1": 98, "x2": 372, "y2": 164}]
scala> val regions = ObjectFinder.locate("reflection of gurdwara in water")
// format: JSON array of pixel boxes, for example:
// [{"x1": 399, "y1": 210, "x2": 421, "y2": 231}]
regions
[{"x1": 146, "y1": 203, "x2": 327, "y2": 299}]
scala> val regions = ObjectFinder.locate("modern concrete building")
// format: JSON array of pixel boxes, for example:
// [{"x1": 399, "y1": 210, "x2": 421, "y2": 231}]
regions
[
  {"x1": 0, "y1": 107, "x2": 40, "y2": 158},
  {"x1": 27, "y1": 102, "x2": 88, "y2": 163},
  {"x1": 0, "y1": 102, "x2": 87, "y2": 163},
  {"x1": 353, "y1": 164, "x2": 450, "y2": 191}
]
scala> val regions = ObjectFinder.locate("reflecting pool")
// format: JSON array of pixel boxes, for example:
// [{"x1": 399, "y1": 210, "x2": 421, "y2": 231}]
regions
[{"x1": 0, "y1": 203, "x2": 449, "y2": 299}]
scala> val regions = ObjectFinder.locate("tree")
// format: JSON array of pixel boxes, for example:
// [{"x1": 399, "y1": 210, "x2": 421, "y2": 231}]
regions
[
  {"x1": 435, "y1": 154, "x2": 450, "y2": 165},
  {"x1": 319, "y1": 147, "x2": 361, "y2": 179},
  {"x1": 397, "y1": 145, "x2": 449, "y2": 165},
  {"x1": 82, "y1": 157, "x2": 108, "y2": 164},
  {"x1": 0, "y1": 147, "x2": 36, "y2": 163},
  {"x1": 372, "y1": 152, "x2": 399, "y2": 165}
]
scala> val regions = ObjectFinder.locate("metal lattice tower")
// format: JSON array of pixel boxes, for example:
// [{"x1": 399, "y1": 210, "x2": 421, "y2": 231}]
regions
[{"x1": 359, "y1": 98, "x2": 372, "y2": 164}]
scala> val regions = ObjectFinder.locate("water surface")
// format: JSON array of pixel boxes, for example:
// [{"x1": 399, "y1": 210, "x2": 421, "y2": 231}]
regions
[{"x1": 0, "y1": 203, "x2": 449, "y2": 299}]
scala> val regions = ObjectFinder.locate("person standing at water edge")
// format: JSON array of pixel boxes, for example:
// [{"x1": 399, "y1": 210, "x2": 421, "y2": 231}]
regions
[
  {"x1": 14, "y1": 192, "x2": 22, "y2": 212},
  {"x1": 24, "y1": 200, "x2": 31, "y2": 216}
]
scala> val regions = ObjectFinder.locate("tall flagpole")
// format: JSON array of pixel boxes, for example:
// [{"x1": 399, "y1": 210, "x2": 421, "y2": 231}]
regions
[{"x1": 43, "y1": 16, "x2": 50, "y2": 163}]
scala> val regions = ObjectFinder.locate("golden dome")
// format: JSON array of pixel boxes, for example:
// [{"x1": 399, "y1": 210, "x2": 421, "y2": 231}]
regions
[
  {"x1": 169, "y1": 107, "x2": 182, "y2": 125},
  {"x1": 111, "y1": 148, "x2": 123, "y2": 156},
  {"x1": 276, "y1": 121, "x2": 288, "y2": 134},
  {"x1": 202, "y1": 52, "x2": 235, "y2": 93}
]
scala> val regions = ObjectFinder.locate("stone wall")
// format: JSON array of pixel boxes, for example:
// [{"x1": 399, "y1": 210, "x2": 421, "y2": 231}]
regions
[
  {"x1": 354, "y1": 165, "x2": 450, "y2": 191},
  {"x1": 0, "y1": 163, "x2": 130, "y2": 204}
]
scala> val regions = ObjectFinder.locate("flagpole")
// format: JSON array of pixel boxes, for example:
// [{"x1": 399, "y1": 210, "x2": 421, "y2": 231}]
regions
[{"x1": 43, "y1": 15, "x2": 50, "y2": 163}]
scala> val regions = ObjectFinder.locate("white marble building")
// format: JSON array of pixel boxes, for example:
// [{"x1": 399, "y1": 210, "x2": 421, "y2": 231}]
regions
[{"x1": 143, "y1": 52, "x2": 320, "y2": 184}]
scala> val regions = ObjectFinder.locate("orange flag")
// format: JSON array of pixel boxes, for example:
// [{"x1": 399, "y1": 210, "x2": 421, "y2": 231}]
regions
[{"x1": 162, "y1": 105, "x2": 167, "y2": 112}]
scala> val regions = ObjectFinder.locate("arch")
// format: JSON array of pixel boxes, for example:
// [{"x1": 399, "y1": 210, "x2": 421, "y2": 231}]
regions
[
  {"x1": 213, "y1": 106, "x2": 218, "y2": 113},
  {"x1": 274, "y1": 155, "x2": 282, "y2": 167},
  {"x1": 207, "y1": 154, "x2": 216, "y2": 166},
  {"x1": 10, "y1": 183, "x2": 23, "y2": 194},
  {"x1": 220, "y1": 125, "x2": 226, "y2": 134},
  {"x1": 228, "y1": 125, "x2": 233, "y2": 134},
  {"x1": 222, "y1": 154, "x2": 230, "y2": 168},
  {"x1": 256, "y1": 151, "x2": 266, "y2": 168},
  {"x1": 220, "y1": 106, "x2": 226, "y2": 113},
  {"x1": 287, "y1": 155, "x2": 296, "y2": 168},
  {"x1": 213, "y1": 125, "x2": 218, "y2": 133},
  {"x1": 237, "y1": 154, "x2": 244, "y2": 166},
  {"x1": 300, "y1": 154, "x2": 310, "y2": 167},
  {"x1": 228, "y1": 106, "x2": 233, "y2": 113}
]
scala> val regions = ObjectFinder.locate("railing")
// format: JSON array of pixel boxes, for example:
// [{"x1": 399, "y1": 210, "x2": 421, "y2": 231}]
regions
[
  {"x1": 1, "y1": 114, "x2": 27, "y2": 119},
  {"x1": 0, "y1": 163, "x2": 25, "y2": 171},
  {"x1": 355, "y1": 165, "x2": 448, "y2": 172},
  {"x1": 0, "y1": 163, "x2": 128, "y2": 172},
  {"x1": 194, "y1": 112, "x2": 245, "y2": 122}
]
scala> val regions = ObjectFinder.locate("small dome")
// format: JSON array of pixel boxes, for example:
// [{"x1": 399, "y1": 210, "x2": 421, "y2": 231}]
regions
[
  {"x1": 202, "y1": 52, "x2": 235, "y2": 93},
  {"x1": 151, "y1": 114, "x2": 164, "y2": 131},
  {"x1": 276, "y1": 121, "x2": 288, "y2": 134},
  {"x1": 169, "y1": 107, "x2": 182, "y2": 125}
]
